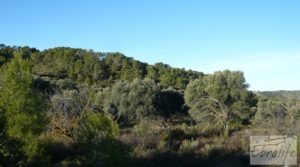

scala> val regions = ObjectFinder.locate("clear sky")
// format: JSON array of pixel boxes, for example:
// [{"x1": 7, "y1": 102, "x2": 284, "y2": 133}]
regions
[{"x1": 1, "y1": 0, "x2": 300, "y2": 91}]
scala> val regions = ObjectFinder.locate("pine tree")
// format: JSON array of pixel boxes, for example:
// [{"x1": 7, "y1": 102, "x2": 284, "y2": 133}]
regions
[{"x1": 0, "y1": 54, "x2": 47, "y2": 160}]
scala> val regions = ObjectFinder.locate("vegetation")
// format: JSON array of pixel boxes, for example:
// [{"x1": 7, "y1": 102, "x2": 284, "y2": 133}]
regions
[
  {"x1": 256, "y1": 90, "x2": 300, "y2": 98},
  {"x1": 104, "y1": 79, "x2": 160, "y2": 125},
  {"x1": 184, "y1": 71, "x2": 257, "y2": 137},
  {"x1": 0, "y1": 44, "x2": 298, "y2": 167}
]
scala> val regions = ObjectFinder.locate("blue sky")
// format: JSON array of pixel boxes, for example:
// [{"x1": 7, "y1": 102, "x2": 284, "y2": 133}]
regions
[{"x1": 1, "y1": 0, "x2": 300, "y2": 91}]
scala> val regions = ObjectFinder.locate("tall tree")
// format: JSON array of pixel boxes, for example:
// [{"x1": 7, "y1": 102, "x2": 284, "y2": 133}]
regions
[{"x1": 0, "y1": 54, "x2": 47, "y2": 160}]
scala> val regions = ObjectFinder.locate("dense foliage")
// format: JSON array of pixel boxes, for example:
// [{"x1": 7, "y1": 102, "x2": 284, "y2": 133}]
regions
[
  {"x1": 104, "y1": 79, "x2": 160, "y2": 124},
  {"x1": 0, "y1": 54, "x2": 47, "y2": 166},
  {"x1": 184, "y1": 70, "x2": 257, "y2": 137}
]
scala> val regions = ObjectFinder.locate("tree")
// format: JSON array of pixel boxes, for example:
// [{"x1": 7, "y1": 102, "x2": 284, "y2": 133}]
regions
[
  {"x1": 105, "y1": 79, "x2": 160, "y2": 124},
  {"x1": 254, "y1": 96, "x2": 300, "y2": 135},
  {"x1": 48, "y1": 88, "x2": 91, "y2": 142},
  {"x1": 146, "y1": 65, "x2": 159, "y2": 82},
  {"x1": 0, "y1": 54, "x2": 47, "y2": 162},
  {"x1": 184, "y1": 70, "x2": 257, "y2": 137},
  {"x1": 156, "y1": 88, "x2": 186, "y2": 119},
  {"x1": 74, "y1": 112, "x2": 128, "y2": 167}
]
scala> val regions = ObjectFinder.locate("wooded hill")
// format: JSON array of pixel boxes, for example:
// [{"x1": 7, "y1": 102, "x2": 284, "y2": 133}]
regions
[{"x1": 0, "y1": 44, "x2": 203, "y2": 90}]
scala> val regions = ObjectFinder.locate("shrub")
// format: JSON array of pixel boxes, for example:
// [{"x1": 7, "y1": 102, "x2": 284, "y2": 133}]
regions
[
  {"x1": 105, "y1": 79, "x2": 160, "y2": 125},
  {"x1": 161, "y1": 129, "x2": 186, "y2": 150},
  {"x1": 179, "y1": 139, "x2": 200, "y2": 154},
  {"x1": 75, "y1": 111, "x2": 119, "y2": 143}
]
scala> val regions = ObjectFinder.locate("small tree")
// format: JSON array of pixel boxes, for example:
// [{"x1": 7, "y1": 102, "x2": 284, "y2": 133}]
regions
[{"x1": 48, "y1": 88, "x2": 91, "y2": 142}]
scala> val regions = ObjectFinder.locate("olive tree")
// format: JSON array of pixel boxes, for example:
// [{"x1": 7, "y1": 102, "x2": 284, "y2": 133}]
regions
[
  {"x1": 254, "y1": 96, "x2": 300, "y2": 135},
  {"x1": 105, "y1": 79, "x2": 160, "y2": 125},
  {"x1": 184, "y1": 70, "x2": 257, "y2": 137}
]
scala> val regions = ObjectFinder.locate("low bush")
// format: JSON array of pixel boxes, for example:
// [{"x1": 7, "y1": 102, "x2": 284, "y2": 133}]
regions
[{"x1": 179, "y1": 139, "x2": 200, "y2": 154}]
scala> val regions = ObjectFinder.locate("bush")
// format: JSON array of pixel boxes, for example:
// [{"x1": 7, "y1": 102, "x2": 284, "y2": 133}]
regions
[
  {"x1": 161, "y1": 129, "x2": 186, "y2": 150},
  {"x1": 73, "y1": 112, "x2": 134, "y2": 167},
  {"x1": 75, "y1": 111, "x2": 119, "y2": 143},
  {"x1": 105, "y1": 79, "x2": 160, "y2": 125},
  {"x1": 179, "y1": 139, "x2": 200, "y2": 154}
]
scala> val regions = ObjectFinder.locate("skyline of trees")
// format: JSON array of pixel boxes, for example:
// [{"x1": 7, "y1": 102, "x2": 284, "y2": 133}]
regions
[{"x1": 0, "y1": 44, "x2": 203, "y2": 90}]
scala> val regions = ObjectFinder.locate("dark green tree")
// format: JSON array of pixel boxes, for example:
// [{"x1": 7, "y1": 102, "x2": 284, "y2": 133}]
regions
[
  {"x1": 156, "y1": 88, "x2": 186, "y2": 119},
  {"x1": 0, "y1": 54, "x2": 47, "y2": 163}
]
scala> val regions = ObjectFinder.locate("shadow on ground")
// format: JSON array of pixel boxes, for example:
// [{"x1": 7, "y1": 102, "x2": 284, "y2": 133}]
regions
[{"x1": 131, "y1": 149, "x2": 249, "y2": 167}]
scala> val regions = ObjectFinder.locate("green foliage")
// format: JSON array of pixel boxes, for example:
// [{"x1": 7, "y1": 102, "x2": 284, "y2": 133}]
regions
[
  {"x1": 146, "y1": 63, "x2": 203, "y2": 89},
  {"x1": 0, "y1": 44, "x2": 14, "y2": 65},
  {"x1": 253, "y1": 96, "x2": 278, "y2": 123},
  {"x1": 254, "y1": 96, "x2": 300, "y2": 135},
  {"x1": 185, "y1": 70, "x2": 257, "y2": 137},
  {"x1": 32, "y1": 47, "x2": 104, "y2": 84},
  {"x1": 156, "y1": 88, "x2": 186, "y2": 119},
  {"x1": 74, "y1": 112, "x2": 132, "y2": 167},
  {"x1": 1, "y1": 45, "x2": 204, "y2": 90},
  {"x1": 0, "y1": 135, "x2": 26, "y2": 167},
  {"x1": 161, "y1": 128, "x2": 186, "y2": 150},
  {"x1": 105, "y1": 79, "x2": 161, "y2": 124},
  {"x1": 0, "y1": 45, "x2": 38, "y2": 66},
  {"x1": 75, "y1": 112, "x2": 119, "y2": 143},
  {"x1": 257, "y1": 90, "x2": 300, "y2": 98},
  {"x1": 0, "y1": 44, "x2": 268, "y2": 166},
  {"x1": 179, "y1": 139, "x2": 200, "y2": 154},
  {"x1": 0, "y1": 54, "x2": 47, "y2": 164},
  {"x1": 133, "y1": 119, "x2": 159, "y2": 137}
]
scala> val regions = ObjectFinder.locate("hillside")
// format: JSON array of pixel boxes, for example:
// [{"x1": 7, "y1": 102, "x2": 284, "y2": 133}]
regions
[{"x1": 0, "y1": 44, "x2": 203, "y2": 90}]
